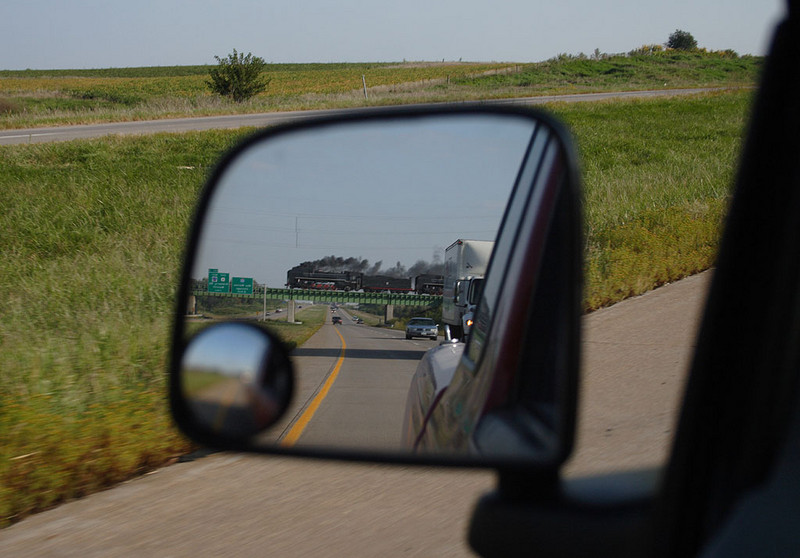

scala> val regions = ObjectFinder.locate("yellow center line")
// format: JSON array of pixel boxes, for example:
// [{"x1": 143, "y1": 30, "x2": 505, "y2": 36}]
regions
[{"x1": 280, "y1": 326, "x2": 346, "y2": 447}]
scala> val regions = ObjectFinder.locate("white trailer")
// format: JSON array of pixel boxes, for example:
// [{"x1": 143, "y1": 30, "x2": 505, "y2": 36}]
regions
[{"x1": 442, "y1": 239, "x2": 494, "y2": 340}]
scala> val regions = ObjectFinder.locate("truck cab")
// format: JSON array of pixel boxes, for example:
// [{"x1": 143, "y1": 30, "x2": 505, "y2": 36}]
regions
[{"x1": 442, "y1": 240, "x2": 493, "y2": 340}]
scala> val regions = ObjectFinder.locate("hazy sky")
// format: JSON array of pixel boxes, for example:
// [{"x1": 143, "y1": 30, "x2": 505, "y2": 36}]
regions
[
  {"x1": 193, "y1": 113, "x2": 539, "y2": 287},
  {"x1": 2, "y1": 0, "x2": 785, "y2": 70}
]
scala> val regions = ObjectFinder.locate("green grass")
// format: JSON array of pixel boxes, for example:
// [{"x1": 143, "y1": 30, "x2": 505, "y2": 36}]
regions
[
  {"x1": 0, "y1": 130, "x2": 250, "y2": 525},
  {"x1": 261, "y1": 305, "x2": 328, "y2": 350},
  {"x1": 549, "y1": 90, "x2": 749, "y2": 308},
  {"x1": 0, "y1": 88, "x2": 751, "y2": 527},
  {"x1": 0, "y1": 62, "x2": 425, "y2": 79},
  {"x1": 457, "y1": 50, "x2": 760, "y2": 93},
  {"x1": 0, "y1": 62, "x2": 512, "y2": 129},
  {"x1": 0, "y1": 53, "x2": 759, "y2": 129},
  {"x1": 347, "y1": 308, "x2": 384, "y2": 327},
  {"x1": 187, "y1": 303, "x2": 327, "y2": 349}
]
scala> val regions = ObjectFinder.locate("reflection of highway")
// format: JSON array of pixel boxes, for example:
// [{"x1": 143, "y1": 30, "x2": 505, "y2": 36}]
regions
[
  {"x1": 189, "y1": 371, "x2": 284, "y2": 439},
  {"x1": 270, "y1": 310, "x2": 439, "y2": 450},
  {"x1": 190, "y1": 377, "x2": 264, "y2": 438}
]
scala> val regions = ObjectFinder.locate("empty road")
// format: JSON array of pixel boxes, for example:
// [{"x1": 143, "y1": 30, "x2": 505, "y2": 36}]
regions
[{"x1": 0, "y1": 88, "x2": 731, "y2": 145}]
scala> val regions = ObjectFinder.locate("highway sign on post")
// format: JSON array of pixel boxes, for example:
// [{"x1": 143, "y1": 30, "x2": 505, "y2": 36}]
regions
[
  {"x1": 208, "y1": 269, "x2": 230, "y2": 293},
  {"x1": 232, "y1": 277, "x2": 254, "y2": 295}
]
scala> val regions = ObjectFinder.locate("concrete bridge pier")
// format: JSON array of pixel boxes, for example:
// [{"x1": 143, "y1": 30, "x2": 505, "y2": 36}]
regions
[
  {"x1": 385, "y1": 304, "x2": 394, "y2": 323},
  {"x1": 288, "y1": 300, "x2": 296, "y2": 323}
]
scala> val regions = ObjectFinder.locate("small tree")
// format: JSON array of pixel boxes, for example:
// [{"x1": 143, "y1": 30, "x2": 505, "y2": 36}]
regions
[
  {"x1": 207, "y1": 49, "x2": 269, "y2": 102},
  {"x1": 666, "y1": 30, "x2": 698, "y2": 51}
]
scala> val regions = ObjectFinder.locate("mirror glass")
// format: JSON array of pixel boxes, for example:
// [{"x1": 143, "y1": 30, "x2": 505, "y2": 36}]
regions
[
  {"x1": 181, "y1": 322, "x2": 293, "y2": 440},
  {"x1": 182, "y1": 112, "x2": 541, "y2": 454}
]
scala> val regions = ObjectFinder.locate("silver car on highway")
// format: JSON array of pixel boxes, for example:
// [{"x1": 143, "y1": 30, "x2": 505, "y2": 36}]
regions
[{"x1": 405, "y1": 317, "x2": 439, "y2": 340}]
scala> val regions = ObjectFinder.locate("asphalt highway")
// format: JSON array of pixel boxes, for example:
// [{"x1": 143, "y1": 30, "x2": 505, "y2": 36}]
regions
[
  {"x1": 0, "y1": 88, "x2": 729, "y2": 146},
  {"x1": 0, "y1": 272, "x2": 711, "y2": 556},
  {"x1": 281, "y1": 311, "x2": 437, "y2": 450}
]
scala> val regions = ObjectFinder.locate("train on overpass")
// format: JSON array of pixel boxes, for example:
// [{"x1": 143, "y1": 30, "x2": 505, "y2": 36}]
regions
[{"x1": 286, "y1": 265, "x2": 443, "y2": 295}]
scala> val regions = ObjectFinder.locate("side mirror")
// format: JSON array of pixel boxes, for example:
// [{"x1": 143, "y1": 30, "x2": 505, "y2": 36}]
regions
[
  {"x1": 170, "y1": 104, "x2": 582, "y2": 468},
  {"x1": 453, "y1": 281, "x2": 462, "y2": 304}
]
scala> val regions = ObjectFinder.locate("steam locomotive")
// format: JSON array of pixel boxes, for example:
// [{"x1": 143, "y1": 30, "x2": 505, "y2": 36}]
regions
[{"x1": 286, "y1": 265, "x2": 443, "y2": 295}]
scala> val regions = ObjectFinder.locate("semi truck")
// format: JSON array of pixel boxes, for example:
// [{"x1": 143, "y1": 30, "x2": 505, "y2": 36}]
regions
[{"x1": 442, "y1": 239, "x2": 494, "y2": 341}]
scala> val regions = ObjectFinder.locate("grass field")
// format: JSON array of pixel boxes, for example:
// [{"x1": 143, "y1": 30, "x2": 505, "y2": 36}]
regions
[
  {"x1": 0, "y1": 53, "x2": 756, "y2": 527},
  {"x1": 0, "y1": 62, "x2": 513, "y2": 129},
  {"x1": 559, "y1": 90, "x2": 746, "y2": 307},
  {"x1": 0, "y1": 52, "x2": 760, "y2": 129}
]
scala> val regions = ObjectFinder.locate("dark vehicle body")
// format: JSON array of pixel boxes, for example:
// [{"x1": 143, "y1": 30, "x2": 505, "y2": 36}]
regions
[
  {"x1": 402, "y1": 118, "x2": 579, "y2": 456},
  {"x1": 331, "y1": 316, "x2": 342, "y2": 325},
  {"x1": 402, "y1": 342, "x2": 464, "y2": 448}
]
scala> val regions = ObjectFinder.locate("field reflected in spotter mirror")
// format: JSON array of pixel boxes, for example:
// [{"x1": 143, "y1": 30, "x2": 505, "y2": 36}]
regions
[{"x1": 182, "y1": 323, "x2": 292, "y2": 439}]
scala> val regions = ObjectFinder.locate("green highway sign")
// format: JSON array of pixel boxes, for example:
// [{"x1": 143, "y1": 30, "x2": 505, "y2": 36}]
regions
[
  {"x1": 208, "y1": 269, "x2": 230, "y2": 293},
  {"x1": 232, "y1": 277, "x2": 254, "y2": 295}
]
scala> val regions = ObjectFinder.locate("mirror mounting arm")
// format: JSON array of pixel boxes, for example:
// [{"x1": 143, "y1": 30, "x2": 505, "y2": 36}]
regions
[
  {"x1": 496, "y1": 469, "x2": 560, "y2": 501},
  {"x1": 443, "y1": 324, "x2": 453, "y2": 341},
  {"x1": 470, "y1": 470, "x2": 657, "y2": 558}
]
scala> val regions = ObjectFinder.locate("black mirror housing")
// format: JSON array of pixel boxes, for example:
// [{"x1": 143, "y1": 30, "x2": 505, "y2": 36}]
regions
[
  {"x1": 171, "y1": 322, "x2": 294, "y2": 447},
  {"x1": 169, "y1": 103, "x2": 582, "y2": 469}
]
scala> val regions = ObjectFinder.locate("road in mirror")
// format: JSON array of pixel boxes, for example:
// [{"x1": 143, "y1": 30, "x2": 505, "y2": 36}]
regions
[
  {"x1": 181, "y1": 322, "x2": 293, "y2": 440},
  {"x1": 184, "y1": 113, "x2": 538, "y2": 454}
]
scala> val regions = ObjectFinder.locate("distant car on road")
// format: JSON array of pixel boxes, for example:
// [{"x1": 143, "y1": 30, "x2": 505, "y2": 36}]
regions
[
  {"x1": 332, "y1": 316, "x2": 342, "y2": 325},
  {"x1": 405, "y1": 317, "x2": 438, "y2": 340}
]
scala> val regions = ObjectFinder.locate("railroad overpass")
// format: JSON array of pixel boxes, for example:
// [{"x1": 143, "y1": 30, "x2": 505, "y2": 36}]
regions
[{"x1": 189, "y1": 288, "x2": 440, "y2": 322}]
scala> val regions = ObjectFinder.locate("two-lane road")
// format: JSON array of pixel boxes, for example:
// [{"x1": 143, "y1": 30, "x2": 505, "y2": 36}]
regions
[
  {"x1": 277, "y1": 311, "x2": 438, "y2": 449},
  {"x1": 0, "y1": 88, "x2": 732, "y2": 146}
]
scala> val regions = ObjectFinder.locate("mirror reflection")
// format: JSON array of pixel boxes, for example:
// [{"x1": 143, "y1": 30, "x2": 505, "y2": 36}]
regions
[
  {"x1": 183, "y1": 113, "x2": 540, "y2": 453},
  {"x1": 181, "y1": 322, "x2": 293, "y2": 439}
]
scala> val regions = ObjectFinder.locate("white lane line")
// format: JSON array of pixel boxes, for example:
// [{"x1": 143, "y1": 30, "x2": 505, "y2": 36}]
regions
[{"x1": 1, "y1": 132, "x2": 61, "y2": 139}]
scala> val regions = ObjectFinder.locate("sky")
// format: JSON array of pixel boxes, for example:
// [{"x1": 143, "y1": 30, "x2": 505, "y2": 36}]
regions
[
  {"x1": 183, "y1": 323, "x2": 270, "y2": 379},
  {"x1": 192, "y1": 113, "x2": 540, "y2": 287},
  {"x1": 1, "y1": 0, "x2": 786, "y2": 70}
]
